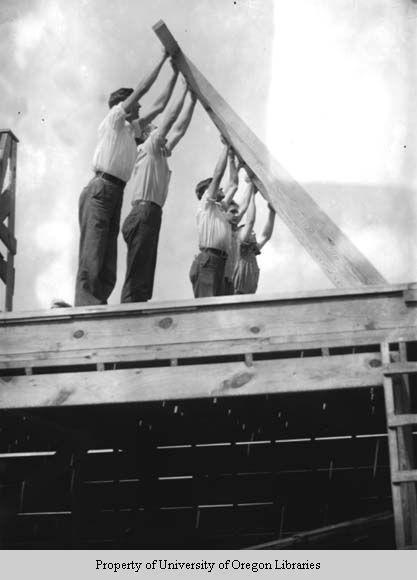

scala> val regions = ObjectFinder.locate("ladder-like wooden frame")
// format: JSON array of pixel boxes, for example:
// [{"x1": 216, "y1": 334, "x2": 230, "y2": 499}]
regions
[
  {"x1": 382, "y1": 341, "x2": 417, "y2": 548},
  {"x1": 0, "y1": 129, "x2": 18, "y2": 312}
]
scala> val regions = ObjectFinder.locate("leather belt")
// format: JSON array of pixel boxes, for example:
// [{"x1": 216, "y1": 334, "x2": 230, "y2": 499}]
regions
[
  {"x1": 132, "y1": 200, "x2": 161, "y2": 209},
  {"x1": 95, "y1": 171, "x2": 126, "y2": 188},
  {"x1": 200, "y1": 247, "x2": 227, "y2": 259}
]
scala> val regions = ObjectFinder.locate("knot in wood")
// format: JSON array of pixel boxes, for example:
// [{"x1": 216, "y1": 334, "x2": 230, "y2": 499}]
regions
[
  {"x1": 222, "y1": 372, "x2": 253, "y2": 391},
  {"x1": 250, "y1": 326, "x2": 260, "y2": 334},
  {"x1": 158, "y1": 317, "x2": 173, "y2": 329},
  {"x1": 368, "y1": 358, "x2": 382, "y2": 368},
  {"x1": 73, "y1": 330, "x2": 84, "y2": 339}
]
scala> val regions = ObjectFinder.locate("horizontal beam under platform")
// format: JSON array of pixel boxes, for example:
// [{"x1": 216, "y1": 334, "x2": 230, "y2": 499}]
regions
[
  {"x1": 0, "y1": 353, "x2": 384, "y2": 410},
  {"x1": 0, "y1": 283, "x2": 415, "y2": 372}
]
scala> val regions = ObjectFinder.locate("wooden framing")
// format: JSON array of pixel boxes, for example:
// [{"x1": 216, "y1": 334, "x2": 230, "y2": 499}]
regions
[
  {"x1": 152, "y1": 21, "x2": 386, "y2": 288},
  {"x1": 0, "y1": 284, "x2": 417, "y2": 548},
  {"x1": 1, "y1": 283, "x2": 415, "y2": 372},
  {"x1": 0, "y1": 129, "x2": 18, "y2": 311},
  {"x1": 0, "y1": 284, "x2": 415, "y2": 406}
]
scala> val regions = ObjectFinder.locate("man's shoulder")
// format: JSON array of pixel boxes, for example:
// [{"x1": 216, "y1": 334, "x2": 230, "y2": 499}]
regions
[{"x1": 100, "y1": 103, "x2": 127, "y2": 130}]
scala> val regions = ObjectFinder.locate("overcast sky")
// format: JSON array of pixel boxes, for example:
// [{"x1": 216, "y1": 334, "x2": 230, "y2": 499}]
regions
[{"x1": 0, "y1": 0, "x2": 416, "y2": 311}]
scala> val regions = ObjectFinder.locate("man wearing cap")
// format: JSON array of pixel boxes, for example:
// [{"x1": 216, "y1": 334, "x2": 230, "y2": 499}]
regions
[
  {"x1": 75, "y1": 50, "x2": 176, "y2": 306},
  {"x1": 189, "y1": 140, "x2": 242, "y2": 298},
  {"x1": 120, "y1": 78, "x2": 197, "y2": 303}
]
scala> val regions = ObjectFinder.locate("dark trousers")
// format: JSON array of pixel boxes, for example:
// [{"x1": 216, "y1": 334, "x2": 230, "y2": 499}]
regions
[
  {"x1": 121, "y1": 201, "x2": 162, "y2": 303},
  {"x1": 223, "y1": 277, "x2": 235, "y2": 296},
  {"x1": 75, "y1": 176, "x2": 123, "y2": 306},
  {"x1": 189, "y1": 251, "x2": 226, "y2": 298}
]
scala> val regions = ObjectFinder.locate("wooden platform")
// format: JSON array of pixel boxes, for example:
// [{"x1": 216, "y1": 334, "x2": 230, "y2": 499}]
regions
[{"x1": 0, "y1": 284, "x2": 416, "y2": 548}]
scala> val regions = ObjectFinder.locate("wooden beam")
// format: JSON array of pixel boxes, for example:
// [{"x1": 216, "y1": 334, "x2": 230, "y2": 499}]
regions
[
  {"x1": 1, "y1": 286, "x2": 415, "y2": 370},
  {"x1": 0, "y1": 188, "x2": 11, "y2": 221},
  {"x1": 0, "y1": 129, "x2": 19, "y2": 143},
  {"x1": 0, "y1": 252, "x2": 7, "y2": 284},
  {"x1": 384, "y1": 362, "x2": 417, "y2": 376},
  {"x1": 245, "y1": 511, "x2": 393, "y2": 549},
  {"x1": 392, "y1": 470, "x2": 417, "y2": 484},
  {"x1": 382, "y1": 342, "x2": 417, "y2": 548},
  {"x1": 5, "y1": 139, "x2": 17, "y2": 310},
  {"x1": 0, "y1": 353, "x2": 383, "y2": 409},
  {"x1": 153, "y1": 20, "x2": 386, "y2": 288},
  {"x1": 388, "y1": 414, "x2": 417, "y2": 428},
  {"x1": 0, "y1": 282, "x2": 410, "y2": 322},
  {"x1": 0, "y1": 221, "x2": 17, "y2": 254},
  {"x1": 0, "y1": 132, "x2": 11, "y2": 193}
]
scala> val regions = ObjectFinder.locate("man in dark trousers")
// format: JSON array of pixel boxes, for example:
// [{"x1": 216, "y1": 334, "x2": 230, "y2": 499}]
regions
[
  {"x1": 121, "y1": 78, "x2": 197, "y2": 303},
  {"x1": 75, "y1": 49, "x2": 178, "y2": 306},
  {"x1": 189, "y1": 140, "x2": 245, "y2": 298}
]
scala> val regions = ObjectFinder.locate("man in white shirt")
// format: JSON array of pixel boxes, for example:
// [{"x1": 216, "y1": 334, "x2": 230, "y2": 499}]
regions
[
  {"x1": 190, "y1": 142, "x2": 246, "y2": 297},
  {"x1": 75, "y1": 50, "x2": 177, "y2": 306},
  {"x1": 120, "y1": 78, "x2": 196, "y2": 302}
]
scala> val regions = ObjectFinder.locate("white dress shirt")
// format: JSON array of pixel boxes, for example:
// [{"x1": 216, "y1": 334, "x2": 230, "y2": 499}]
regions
[
  {"x1": 197, "y1": 191, "x2": 232, "y2": 254},
  {"x1": 126, "y1": 129, "x2": 172, "y2": 208},
  {"x1": 92, "y1": 103, "x2": 137, "y2": 183}
]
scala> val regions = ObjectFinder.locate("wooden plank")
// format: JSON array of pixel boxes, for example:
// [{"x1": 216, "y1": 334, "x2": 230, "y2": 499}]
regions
[
  {"x1": 0, "y1": 188, "x2": 11, "y2": 221},
  {"x1": 5, "y1": 139, "x2": 16, "y2": 311},
  {"x1": 382, "y1": 342, "x2": 417, "y2": 549},
  {"x1": 0, "y1": 129, "x2": 19, "y2": 143},
  {"x1": 0, "y1": 221, "x2": 17, "y2": 254},
  {"x1": 0, "y1": 353, "x2": 383, "y2": 410},
  {"x1": 388, "y1": 414, "x2": 417, "y2": 428},
  {"x1": 0, "y1": 133, "x2": 11, "y2": 192},
  {"x1": 392, "y1": 470, "x2": 417, "y2": 484},
  {"x1": 0, "y1": 252, "x2": 6, "y2": 284},
  {"x1": 382, "y1": 343, "x2": 405, "y2": 548},
  {"x1": 403, "y1": 282, "x2": 417, "y2": 304},
  {"x1": 245, "y1": 511, "x2": 393, "y2": 549},
  {"x1": 0, "y1": 282, "x2": 410, "y2": 323},
  {"x1": 153, "y1": 20, "x2": 386, "y2": 288},
  {"x1": 384, "y1": 362, "x2": 417, "y2": 376},
  {"x1": 1, "y1": 291, "x2": 415, "y2": 370}
]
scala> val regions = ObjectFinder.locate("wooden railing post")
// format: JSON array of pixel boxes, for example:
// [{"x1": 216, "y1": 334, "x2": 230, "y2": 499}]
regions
[{"x1": 0, "y1": 129, "x2": 18, "y2": 311}]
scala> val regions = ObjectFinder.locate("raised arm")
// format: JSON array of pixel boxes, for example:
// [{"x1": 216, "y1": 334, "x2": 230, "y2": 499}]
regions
[
  {"x1": 257, "y1": 202, "x2": 276, "y2": 249},
  {"x1": 222, "y1": 150, "x2": 239, "y2": 207},
  {"x1": 235, "y1": 168, "x2": 256, "y2": 223},
  {"x1": 206, "y1": 139, "x2": 229, "y2": 200},
  {"x1": 139, "y1": 61, "x2": 179, "y2": 127},
  {"x1": 239, "y1": 190, "x2": 256, "y2": 243},
  {"x1": 166, "y1": 91, "x2": 197, "y2": 152},
  {"x1": 123, "y1": 50, "x2": 169, "y2": 114},
  {"x1": 157, "y1": 77, "x2": 188, "y2": 139}
]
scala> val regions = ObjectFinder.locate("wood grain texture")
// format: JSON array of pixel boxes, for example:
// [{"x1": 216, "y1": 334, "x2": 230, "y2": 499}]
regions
[
  {"x1": 1, "y1": 289, "x2": 415, "y2": 370},
  {"x1": 153, "y1": 21, "x2": 386, "y2": 288},
  {"x1": 0, "y1": 282, "x2": 410, "y2": 322},
  {"x1": 0, "y1": 353, "x2": 383, "y2": 409}
]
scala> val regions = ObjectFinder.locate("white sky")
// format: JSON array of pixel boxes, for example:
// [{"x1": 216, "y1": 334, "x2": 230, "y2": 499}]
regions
[{"x1": 0, "y1": 0, "x2": 416, "y2": 311}]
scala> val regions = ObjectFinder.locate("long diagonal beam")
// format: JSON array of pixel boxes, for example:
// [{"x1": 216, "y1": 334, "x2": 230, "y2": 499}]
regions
[{"x1": 153, "y1": 20, "x2": 386, "y2": 288}]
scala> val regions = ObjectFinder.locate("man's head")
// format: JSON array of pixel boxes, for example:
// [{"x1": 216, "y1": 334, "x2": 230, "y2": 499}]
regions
[
  {"x1": 109, "y1": 87, "x2": 140, "y2": 121},
  {"x1": 195, "y1": 177, "x2": 212, "y2": 200},
  {"x1": 225, "y1": 200, "x2": 240, "y2": 225},
  {"x1": 108, "y1": 87, "x2": 134, "y2": 109},
  {"x1": 195, "y1": 178, "x2": 225, "y2": 201}
]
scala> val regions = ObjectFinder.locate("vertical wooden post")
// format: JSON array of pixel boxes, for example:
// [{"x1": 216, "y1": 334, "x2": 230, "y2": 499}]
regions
[
  {"x1": 0, "y1": 129, "x2": 18, "y2": 311},
  {"x1": 382, "y1": 342, "x2": 417, "y2": 548}
]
